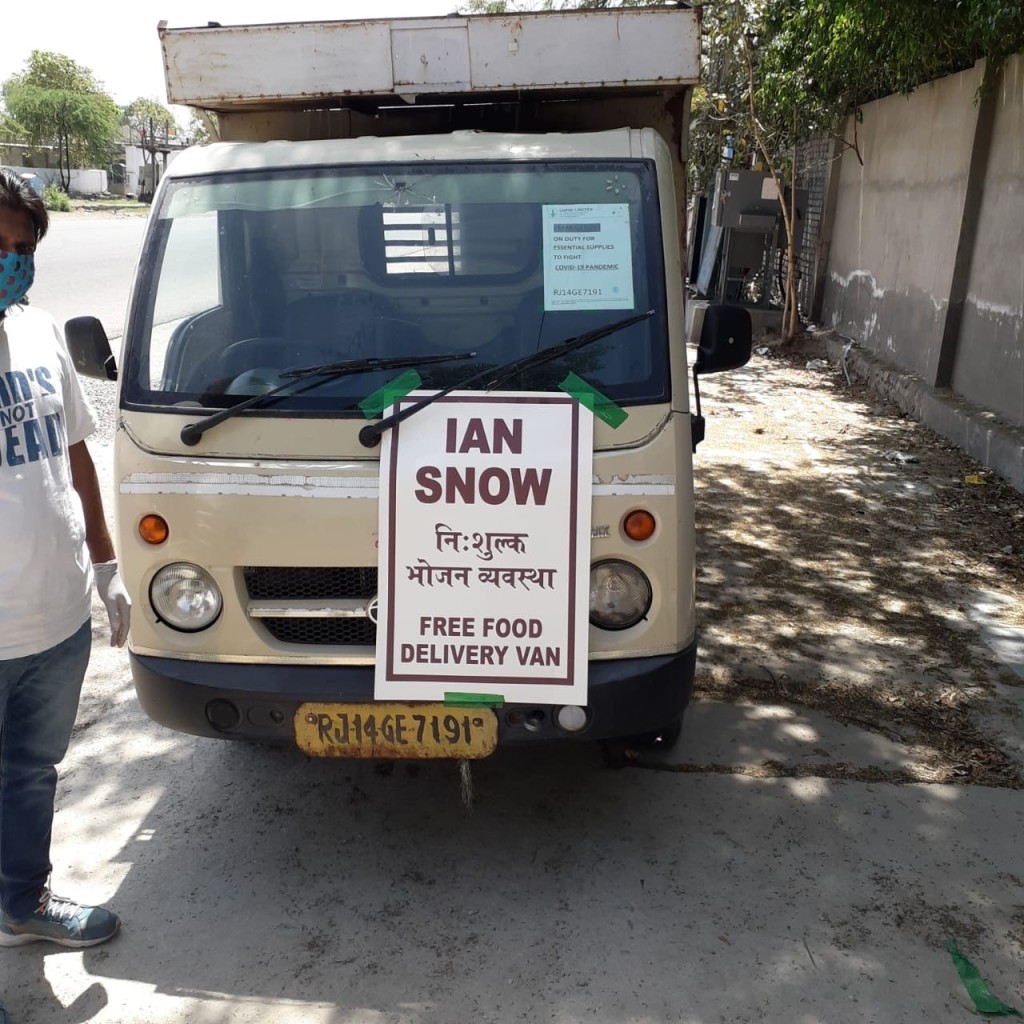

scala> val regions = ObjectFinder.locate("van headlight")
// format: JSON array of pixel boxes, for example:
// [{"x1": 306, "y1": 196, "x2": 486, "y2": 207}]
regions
[
  {"x1": 590, "y1": 560, "x2": 652, "y2": 630},
  {"x1": 150, "y1": 563, "x2": 222, "y2": 632}
]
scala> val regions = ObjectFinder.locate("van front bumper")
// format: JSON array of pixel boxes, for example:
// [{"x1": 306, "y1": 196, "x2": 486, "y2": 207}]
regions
[{"x1": 130, "y1": 643, "x2": 697, "y2": 746}]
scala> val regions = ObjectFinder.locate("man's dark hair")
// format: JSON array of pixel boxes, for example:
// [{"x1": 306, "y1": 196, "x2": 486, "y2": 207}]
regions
[{"x1": 0, "y1": 167, "x2": 49, "y2": 243}]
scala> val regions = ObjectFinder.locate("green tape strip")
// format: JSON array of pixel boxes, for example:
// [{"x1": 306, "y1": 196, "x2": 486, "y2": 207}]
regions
[
  {"x1": 358, "y1": 369, "x2": 421, "y2": 418},
  {"x1": 559, "y1": 372, "x2": 629, "y2": 429},
  {"x1": 444, "y1": 692, "x2": 505, "y2": 708},
  {"x1": 946, "y1": 939, "x2": 1021, "y2": 1017}
]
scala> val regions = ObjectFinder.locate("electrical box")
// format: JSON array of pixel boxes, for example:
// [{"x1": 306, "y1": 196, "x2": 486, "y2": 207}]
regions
[{"x1": 694, "y1": 169, "x2": 808, "y2": 306}]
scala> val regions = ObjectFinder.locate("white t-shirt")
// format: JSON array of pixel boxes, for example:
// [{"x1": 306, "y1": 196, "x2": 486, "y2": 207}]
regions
[{"x1": 0, "y1": 304, "x2": 99, "y2": 659}]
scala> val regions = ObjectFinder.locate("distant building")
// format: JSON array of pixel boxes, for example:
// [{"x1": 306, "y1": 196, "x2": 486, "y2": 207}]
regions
[
  {"x1": 0, "y1": 142, "x2": 108, "y2": 194},
  {"x1": 0, "y1": 128, "x2": 190, "y2": 199},
  {"x1": 118, "y1": 122, "x2": 191, "y2": 200}
]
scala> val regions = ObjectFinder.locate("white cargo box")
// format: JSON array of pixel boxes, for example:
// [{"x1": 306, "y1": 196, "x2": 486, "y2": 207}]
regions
[{"x1": 160, "y1": 8, "x2": 700, "y2": 111}]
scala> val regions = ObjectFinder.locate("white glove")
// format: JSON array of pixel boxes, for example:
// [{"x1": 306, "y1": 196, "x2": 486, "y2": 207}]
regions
[{"x1": 94, "y1": 560, "x2": 132, "y2": 647}]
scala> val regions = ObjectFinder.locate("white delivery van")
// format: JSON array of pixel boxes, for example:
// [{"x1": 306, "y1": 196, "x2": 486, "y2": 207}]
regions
[{"x1": 68, "y1": 8, "x2": 751, "y2": 760}]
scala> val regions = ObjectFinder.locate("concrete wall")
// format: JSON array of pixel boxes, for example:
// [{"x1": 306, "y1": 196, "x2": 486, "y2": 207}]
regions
[
  {"x1": 0, "y1": 164, "x2": 108, "y2": 194},
  {"x1": 822, "y1": 62, "x2": 984, "y2": 382},
  {"x1": 821, "y1": 56, "x2": 1024, "y2": 430},
  {"x1": 69, "y1": 168, "x2": 109, "y2": 194},
  {"x1": 0, "y1": 143, "x2": 59, "y2": 170},
  {"x1": 951, "y1": 55, "x2": 1024, "y2": 425}
]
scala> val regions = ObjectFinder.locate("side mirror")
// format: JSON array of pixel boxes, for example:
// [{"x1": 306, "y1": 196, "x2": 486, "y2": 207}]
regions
[
  {"x1": 694, "y1": 303, "x2": 752, "y2": 376},
  {"x1": 65, "y1": 316, "x2": 118, "y2": 381},
  {"x1": 690, "y1": 303, "x2": 752, "y2": 453}
]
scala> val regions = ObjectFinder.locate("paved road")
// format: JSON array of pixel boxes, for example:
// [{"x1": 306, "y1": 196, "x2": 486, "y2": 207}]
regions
[
  {"x1": 31, "y1": 213, "x2": 148, "y2": 341},
  {"x1": 2, "y1": 218, "x2": 1022, "y2": 1024}
]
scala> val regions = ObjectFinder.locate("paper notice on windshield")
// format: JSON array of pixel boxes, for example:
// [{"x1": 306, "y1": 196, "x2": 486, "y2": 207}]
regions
[{"x1": 543, "y1": 204, "x2": 634, "y2": 311}]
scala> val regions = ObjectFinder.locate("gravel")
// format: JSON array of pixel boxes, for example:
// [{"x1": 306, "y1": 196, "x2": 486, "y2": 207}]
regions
[{"x1": 83, "y1": 377, "x2": 119, "y2": 444}]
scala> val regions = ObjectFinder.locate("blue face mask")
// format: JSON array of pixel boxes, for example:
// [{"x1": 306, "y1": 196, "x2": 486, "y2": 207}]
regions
[{"x1": 0, "y1": 249, "x2": 35, "y2": 311}]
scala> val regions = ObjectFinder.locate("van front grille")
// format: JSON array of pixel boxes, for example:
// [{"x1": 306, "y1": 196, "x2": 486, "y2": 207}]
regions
[
  {"x1": 260, "y1": 618, "x2": 377, "y2": 646},
  {"x1": 243, "y1": 566, "x2": 378, "y2": 647},
  {"x1": 243, "y1": 566, "x2": 377, "y2": 600}
]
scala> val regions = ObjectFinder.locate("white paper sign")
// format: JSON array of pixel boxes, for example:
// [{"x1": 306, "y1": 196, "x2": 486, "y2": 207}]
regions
[
  {"x1": 543, "y1": 204, "x2": 635, "y2": 311},
  {"x1": 375, "y1": 392, "x2": 593, "y2": 704}
]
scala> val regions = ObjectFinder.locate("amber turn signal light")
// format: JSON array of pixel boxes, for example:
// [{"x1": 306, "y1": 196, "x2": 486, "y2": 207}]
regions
[
  {"x1": 622, "y1": 509, "x2": 656, "y2": 542},
  {"x1": 139, "y1": 514, "x2": 169, "y2": 545}
]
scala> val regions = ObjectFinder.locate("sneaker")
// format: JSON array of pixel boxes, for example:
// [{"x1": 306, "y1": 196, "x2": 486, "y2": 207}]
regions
[{"x1": 0, "y1": 889, "x2": 119, "y2": 948}]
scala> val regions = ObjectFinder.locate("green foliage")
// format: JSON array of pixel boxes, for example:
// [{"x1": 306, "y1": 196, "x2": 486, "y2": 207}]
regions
[
  {"x1": 461, "y1": 0, "x2": 672, "y2": 12},
  {"x1": 689, "y1": 3, "x2": 756, "y2": 196},
  {"x1": 42, "y1": 181, "x2": 71, "y2": 211},
  {"x1": 122, "y1": 97, "x2": 179, "y2": 199},
  {"x1": 756, "y1": 0, "x2": 1024, "y2": 129},
  {"x1": 690, "y1": 0, "x2": 1024, "y2": 200},
  {"x1": 0, "y1": 109, "x2": 25, "y2": 141},
  {"x1": 122, "y1": 97, "x2": 177, "y2": 146},
  {"x1": 186, "y1": 108, "x2": 219, "y2": 145},
  {"x1": 462, "y1": 0, "x2": 520, "y2": 10},
  {"x1": 2, "y1": 51, "x2": 120, "y2": 190}
]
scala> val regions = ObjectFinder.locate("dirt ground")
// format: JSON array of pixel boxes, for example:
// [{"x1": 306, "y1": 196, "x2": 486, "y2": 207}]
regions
[{"x1": 679, "y1": 333, "x2": 1024, "y2": 789}]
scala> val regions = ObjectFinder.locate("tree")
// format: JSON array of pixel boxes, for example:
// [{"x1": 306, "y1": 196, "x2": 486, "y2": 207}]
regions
[
  {"x1": 695, "y1": 0, "x2": 1024, "y2": 340},
  {"x1": 0, "y1": 109, "x2": 25, "y2": 142},
  {"x1": 759, "y1": 0, "x2": 1024, "y2": 117},
  {"x1": 187, "y1": 108, "x2": 220, "y2": 146},
  {"x1": 2, "y1": 51, "x2": 120, "y2": 191},
  {"x1": 688, "y1": 3, "x2": 762, "y2": 199},
  {"x1": 123, "y1": 97, "x2": 177, "y2": 198},
  {"x1": 463, "y1": 0, "x2": 668, "y2": 13}
]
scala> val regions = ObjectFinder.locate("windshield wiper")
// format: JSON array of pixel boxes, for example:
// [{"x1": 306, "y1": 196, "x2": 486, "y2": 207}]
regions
[
  {"x1": 179, "y1": 352, "x2": 475, "y2": 446},
  {"x1": 358, "y1": 309, "x2": 654, "y2": 449}
]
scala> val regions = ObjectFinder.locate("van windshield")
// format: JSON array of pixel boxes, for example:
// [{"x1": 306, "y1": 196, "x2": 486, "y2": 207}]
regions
[{"x1": 121, "y1": 160, "x2": 669, "y2": 414}]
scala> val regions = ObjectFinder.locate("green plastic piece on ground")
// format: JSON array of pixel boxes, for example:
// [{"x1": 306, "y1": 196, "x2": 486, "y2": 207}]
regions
[
  {"x1": 444, "y1": 692, "x2": 505, "y2": 708},
  {"x1": 946, "y1": 938, "x2": 1022, "y2": 1017},
  {"x1": 559, "y1": 372, "x2": 629, "y2": 428},
  {"x1": 358, "y1": 369, "x2": 422, "y2": 418}
]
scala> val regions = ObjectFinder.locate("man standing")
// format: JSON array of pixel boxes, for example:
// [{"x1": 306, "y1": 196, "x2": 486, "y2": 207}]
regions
[{"x1": 0, "y1": 169, "x2": 130, "y2": 960}]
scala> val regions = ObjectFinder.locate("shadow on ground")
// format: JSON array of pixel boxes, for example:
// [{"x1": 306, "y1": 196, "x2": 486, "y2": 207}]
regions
[
  {"x1": 692, "y1": 349, "x2": 1024, "y2": 787},
  {"x1": 5, "y1": 730, "x2": 1023, "y2": 1024}
]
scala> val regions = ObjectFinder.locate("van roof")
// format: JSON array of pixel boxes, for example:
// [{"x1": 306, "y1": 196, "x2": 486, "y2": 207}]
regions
[{"x1": 163, "y1": 128, "x2": 653, "y2": 180}]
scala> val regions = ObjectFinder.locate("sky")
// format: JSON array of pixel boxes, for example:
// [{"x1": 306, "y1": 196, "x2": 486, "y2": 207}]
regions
[{"x1": 2, "y1": 1, "x2": 460, "y2": 115}]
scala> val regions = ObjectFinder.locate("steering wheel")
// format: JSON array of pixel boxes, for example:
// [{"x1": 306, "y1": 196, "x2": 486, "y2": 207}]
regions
[
  {"x1": 222, "y1": 367, "x2": 287, "y2": 396},
  {"x1": 216, "y1": 336, "x2": 333, "y2": 377},
  {"x1": 357, "y1": 315, "x2": 440, "y2": 357}
]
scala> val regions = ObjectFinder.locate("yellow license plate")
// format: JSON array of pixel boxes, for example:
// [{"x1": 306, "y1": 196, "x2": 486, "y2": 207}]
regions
[{"x1": 295, "y1": 703, "x2": 498, "y2": 759}]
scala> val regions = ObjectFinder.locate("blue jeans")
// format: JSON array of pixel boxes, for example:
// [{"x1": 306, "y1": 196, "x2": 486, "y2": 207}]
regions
[{"x1": 0, "y1": 620, "x2": 91, "y2": 920}]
